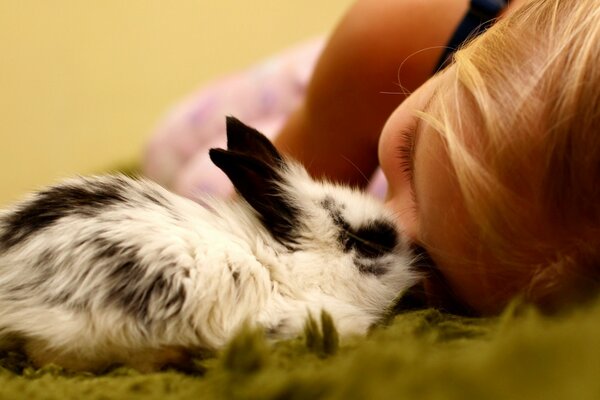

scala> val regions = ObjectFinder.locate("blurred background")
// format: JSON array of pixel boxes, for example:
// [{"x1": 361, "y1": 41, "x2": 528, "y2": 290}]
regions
[{"x1": 0, "y1": 0, "x2": 352, "y2": 206}]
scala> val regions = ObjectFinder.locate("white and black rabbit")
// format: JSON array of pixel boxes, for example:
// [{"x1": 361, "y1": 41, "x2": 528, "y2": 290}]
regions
[{"x1": 0, "y1": 117, "x2": 418, "y2": 371}]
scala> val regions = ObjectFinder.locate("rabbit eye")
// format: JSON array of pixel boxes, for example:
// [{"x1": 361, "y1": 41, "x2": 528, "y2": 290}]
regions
[
  {"x1": 319, "y1": 196, "x2": 398, "y2": 260},
  {"x1": 346, "y1": 221, "x2": 398, "y2": 259}
]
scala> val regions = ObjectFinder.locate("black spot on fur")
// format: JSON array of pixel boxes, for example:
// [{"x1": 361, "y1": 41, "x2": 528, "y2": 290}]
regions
[
  {"x1": 321, "y1": 197, "x2": 398, "y2": 261},
  {"x1": 141, "y1": 189, "x2": 182, "y2": 222},
  {"x1": 92, "y1": 238, "x2": 136, "y2": 261},
  {"x1": 320, "y1": 197, "x2": 352, "y2": 246},
  {"x1": 355, "y1": 260, "x2": 388, "y2": 277},
  {"x1": 5, "y1": 276, "x2": 50, "y2": 297},
  {"x1": 142, "y1": 190, "x2": 167, "y2": 207},
  {"x1": 164, "y1": 285, "x2": 187, "y2": 310},
  {"x1": 91, "y1": 239, "x2": 187, "y2": 323},
  {"x1": 350, "y1": 220, "x2": 398, "y2": 259},
  {"x1": 0, "y1": 179, "x2": 127, "y2": 251},
  {"x1": 226, "y1": 262, "x2": 240, "y2": 286},
  {"x1": 106, "y1": 258, "x2": 186, "y2": 323}
]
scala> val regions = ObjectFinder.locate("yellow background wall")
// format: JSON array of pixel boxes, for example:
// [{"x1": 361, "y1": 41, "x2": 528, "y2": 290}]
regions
[{"x1": 0, "y1": 0, "x2": 352, "y2": 206}]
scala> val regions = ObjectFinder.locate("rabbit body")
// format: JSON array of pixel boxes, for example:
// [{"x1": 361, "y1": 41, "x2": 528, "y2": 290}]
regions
[{"x1": 0, "y1": 118, "x2": 418, "y2": 371}]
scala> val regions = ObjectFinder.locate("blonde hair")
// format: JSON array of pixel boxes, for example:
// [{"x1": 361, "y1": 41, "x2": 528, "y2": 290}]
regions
[{"x1": 425, "y1": 0, "x2": 600, "y2": 309}]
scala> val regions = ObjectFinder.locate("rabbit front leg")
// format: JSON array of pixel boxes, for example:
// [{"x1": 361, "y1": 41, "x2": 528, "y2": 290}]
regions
[{"x1": 181, "y1": 245, "x2": 277, "y2": 347}]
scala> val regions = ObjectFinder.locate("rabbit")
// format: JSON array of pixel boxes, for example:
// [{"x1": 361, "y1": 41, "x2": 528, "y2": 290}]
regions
[{"x1": 0, "y1": 117, "x2": 419, "y2": 372}]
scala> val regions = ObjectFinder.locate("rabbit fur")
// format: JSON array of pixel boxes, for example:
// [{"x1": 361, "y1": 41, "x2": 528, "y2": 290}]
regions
[{"x1": 0, "y1": 117, "x2": 419, "y2": 371}]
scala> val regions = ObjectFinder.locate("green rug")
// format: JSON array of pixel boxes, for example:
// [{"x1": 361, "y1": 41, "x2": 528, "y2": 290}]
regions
[{"x1": 1, "y1": 298, "x2": 599, "y2": 400}]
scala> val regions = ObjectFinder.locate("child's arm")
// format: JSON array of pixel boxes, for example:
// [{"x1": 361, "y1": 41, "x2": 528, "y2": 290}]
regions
[{"x1": 275, "y1": 0, "x2": 469, "y2": 187}]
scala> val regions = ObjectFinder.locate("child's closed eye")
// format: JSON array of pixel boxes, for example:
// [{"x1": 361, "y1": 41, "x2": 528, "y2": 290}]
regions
[{"x1": 396, "y1": 126, "x2": 417, "y2": 206}]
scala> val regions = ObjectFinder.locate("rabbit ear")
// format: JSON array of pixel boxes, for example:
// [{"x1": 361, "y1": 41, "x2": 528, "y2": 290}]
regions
[
  {"x1": 224, "y1": 116, "x2": 284, "y2": 169},
  {"x1": 209, "y1": 123, "x2": 300, "y2": 248}
]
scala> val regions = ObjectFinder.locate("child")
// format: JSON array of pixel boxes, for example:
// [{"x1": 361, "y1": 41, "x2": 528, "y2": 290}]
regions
[
  {"x1": 146, "y1": 0, "x2": 514, "y2": 199},
  {"x1": 145, "y1": 0, "x2": 600, "y2": 315}
]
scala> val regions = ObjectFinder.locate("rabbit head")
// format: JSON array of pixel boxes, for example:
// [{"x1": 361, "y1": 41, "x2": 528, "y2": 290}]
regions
[{"x1": 209, "y1": 117, "x2": 419, "y2": 329}]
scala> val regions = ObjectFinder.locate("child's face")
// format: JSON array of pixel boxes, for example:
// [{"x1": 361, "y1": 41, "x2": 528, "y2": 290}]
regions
[{"x1": 379, "y1": 68, "x2": 531, "y2": 315}]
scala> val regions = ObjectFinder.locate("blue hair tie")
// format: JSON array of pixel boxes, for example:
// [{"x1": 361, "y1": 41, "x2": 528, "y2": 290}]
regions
[{"x1": 434, "y1": 0, "x2": 507, "y2": 72}]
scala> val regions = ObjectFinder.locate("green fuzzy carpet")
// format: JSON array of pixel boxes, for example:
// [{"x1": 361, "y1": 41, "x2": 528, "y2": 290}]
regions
[{"x1": 1, "y1": 298, "x2": 600, "y2": 400}]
